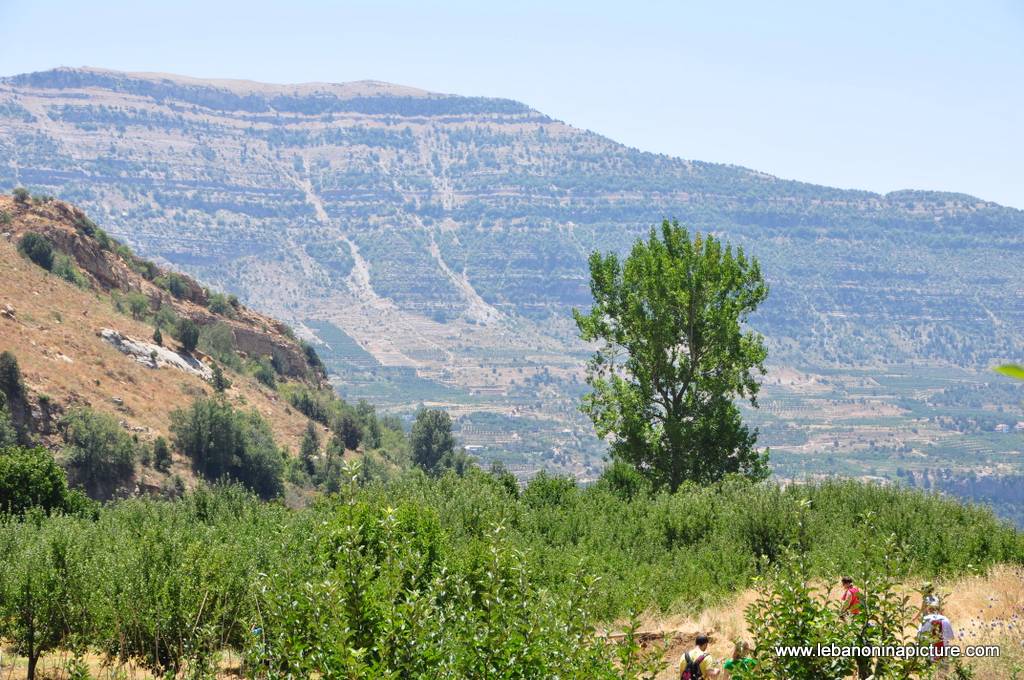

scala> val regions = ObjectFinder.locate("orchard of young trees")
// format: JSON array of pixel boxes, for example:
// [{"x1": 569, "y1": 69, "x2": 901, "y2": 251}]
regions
[
  {"x1": 1, "y1": 462, "x2": 1020, "y2": 679},
  {"x1": 0, "y1": 223, "x2": 1022, "y2": 678}
]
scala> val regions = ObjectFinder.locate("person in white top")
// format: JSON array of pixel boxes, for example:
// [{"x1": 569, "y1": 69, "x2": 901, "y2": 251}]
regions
[{"x1": 917, "y1": 604, "x2": 955, "y2": 663}]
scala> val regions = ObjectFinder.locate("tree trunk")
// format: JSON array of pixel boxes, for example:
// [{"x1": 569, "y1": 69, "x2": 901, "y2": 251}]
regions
[{"x1": 26, "y1": 652, "x2": 38, "y2": 680}]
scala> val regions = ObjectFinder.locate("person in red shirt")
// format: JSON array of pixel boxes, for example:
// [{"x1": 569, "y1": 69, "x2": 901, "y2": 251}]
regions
[
  {"x1": 840, "y1": 577, "x2": 862, "y2": 618},
  {"x1": 840, "y1": 577, "x2": 870, "y2": 678}
]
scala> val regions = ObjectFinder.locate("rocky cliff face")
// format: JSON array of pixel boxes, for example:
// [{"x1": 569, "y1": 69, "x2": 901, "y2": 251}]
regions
[
  {"x1": 0, "y1": 194, "x2": 321, "y2": 382},
  {"x1": 0, "y1": 193, "x2": 322, "y2": 459}
]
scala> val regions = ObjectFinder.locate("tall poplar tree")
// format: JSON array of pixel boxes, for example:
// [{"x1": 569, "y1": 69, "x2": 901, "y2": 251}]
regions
[{"x1": 574, "y1": 220, "x2": 769, "y2": 491}]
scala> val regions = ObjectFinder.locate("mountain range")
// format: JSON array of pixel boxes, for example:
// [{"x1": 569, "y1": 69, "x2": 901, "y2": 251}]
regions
[{"x1": 2, "y1": 66, "x2": 1022, "y2": 485}]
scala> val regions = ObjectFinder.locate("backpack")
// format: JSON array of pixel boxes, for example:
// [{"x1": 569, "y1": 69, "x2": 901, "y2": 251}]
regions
[{"x1": 682, "y1": 651, "x2": 708, "y2": 680}]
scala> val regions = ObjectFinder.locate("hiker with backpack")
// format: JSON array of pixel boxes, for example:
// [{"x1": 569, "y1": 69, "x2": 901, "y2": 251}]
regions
[
  {"x1": 917, "y1": 603, "x2": 955, "y2": 664},
  {"x1": 680, "y1": 634, "x2": 720, "y2": 679}
]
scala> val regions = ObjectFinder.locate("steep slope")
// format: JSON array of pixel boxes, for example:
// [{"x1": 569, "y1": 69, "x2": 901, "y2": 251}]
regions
[
  {"x1": 0, "y1": 193, "x2": 328, "y2": 492},
  {"x1": 1, "y1": 67, "x2": 1022, "y2": 481}
]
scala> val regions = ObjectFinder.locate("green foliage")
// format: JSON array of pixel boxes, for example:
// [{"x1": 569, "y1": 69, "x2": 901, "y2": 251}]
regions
[
  {"x1": 155, "y1": 272, "x2": 190, "y2": 299},
  {"x1": 197, "y1": 322, "x2": 240, "y2": 369},
  {"x1": 411, "y1": 408, "x2": 456, "y2": 475},
  {"x1": 299, "y1": 421, "x2": 320, "y2": 476},
  {"x1": 51, "y1": 253, "x2": 89, "y2": 288},
  {"x1": 285, "y1": 386, "x2": 332, "y2": 424},
  {"x1": 17, "y1": 231, "x2": 55, "y2": 270},
  {"x1": 283, "y1": 386, "x2": 405, "y2": 467},
  {"x1": 0, "y1": 445, "x2": 89, "y2": 515},
  {"x1": 206, "y1": 292, "x2": 236, "y2": 318},
  {"x1": 82, "y1": 487, "x2": 277, "y2": 675},
  {"x1": 574, "y1": 220, "x2": 769, "y2": 491},
  {"x1": 595, "y1": 459, "x2": 651, "y2": 501},
  {"x1": 0, "y1": 404, "x2": 18, "y2": 447},
  {"x1": 251, "y1": 356, "x2": 277, "y2": 389},
  {"x1": 249, "y1": 359, "x2": 277, "y2": 391},
  {"x1": 333, "y1": 410, "x2": 362, "y2": 450},
  {"x1": 152, "y1": 305, "x2": 180, "y2": 333},
  {"x1": 61, "y1": 407, "x2": 137, "y2": 498},
  {"x1": 0, "y1": 476, "x2": 1017, "y2": 677},
  {"x1": 122, "y1": 291, "x2": 149, "y2": 320},
  {"x1": 93, "y1": 227, "x2": 112, "y2": 251},
  {"x1": 210, "y1": 363, "x2": 231, "y2": 393},
  {"x1": 0, "y1": 516, "x2": 92, "y2": 680},
  {"x1": 300, "y1": 339, "x2": 325, "y2": 374},
  {"x1": 152, "y1": 436, "x2": 172, "y2": 473},
  {"x1": 250, "y1": 494, "x2": 645, "y2": 677},
  {"x1": 174, "y1": 317, "x2": 200, "y2": 354},
  {"x1": 152, "y1": 325, "x2": 163, "y2": 346},
  {"x1": 996, "y1": 363, "x2": 1024, "y2": 380},
  {"x1": 73, "y1": 213, "x2": 97, "y2": 237},
  {"x1": 745, "y1": 504, "x2": 930, "y2": 680},
  {"x1": 12, "y1": 186, "x2": 30, "y2": 204},
  {"x1": 129, "y1": 256, "x2": 159, "y2": 281},
  {"x1": 170, "y1": 397, "x2": 284, "y2": 499},
  {"x1": 0, "y1": 209, "x2": 11, "y2": 226},
  {"x1": 0, "y1": 351, "x2": 24, "y2": 402}
]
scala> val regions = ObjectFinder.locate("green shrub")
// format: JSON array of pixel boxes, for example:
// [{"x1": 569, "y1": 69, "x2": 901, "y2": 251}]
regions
[
  {"x1": 0, "y1": 350, "x2": 25, "y2": 402},
  {"x1": 130, "y1": 257, "x2": 159, "y2": 281},
  {"x1": 300, "y1": 340, "x2": 324, "y2": 373},
  {"x1": 299, "y1": 421, "x2": 320, "y2": 476},
  {"x1": 175, "y1": 317, "x2": 200, "y2": 354},
  {"x1": 0, "y1": 404, "x2": 17, "y2": 447},
  {"x1": 52, "y1": 253, "x2": 90, "y2": 288},
  {"x1": 152, "y1": 436, "x2": 172, "y2": 472},
  {"x1": 156, "y1": 272, "x2": 190, "y2": 299},
  {"x1": 0, "y1": 209, "x2": 10, "y2": 226},
  {"x1": 286, "y1": 387, "x2": 330, "y2": 424},
  {"x1": 12, "y1": 186, "x2": 30, "y2": 204},
  {"x1": 252, "y1": 356, "x2": 277, "y2": 389},
  {"x1": 17, "y1": 231, "x2": 54, "y2": 270},
  {"x1": 197, "y1": 322, "x2": 240, "y2": 369},
  {"x1": 93, "y1": 227, "x2": 112, "y2": 250},
  {"x1": 73, "y1": 214, "x2": 97, "y2": 237},
  {"x1": 0, "y1": 445, "x2": 81, "y2": 515},
  {"x1": 123, "y1": 291, "x2": 150, "y2": 320},
  {"x1": 61, "y1": 407, "x2": 137, "y2": 498},
  {"x1": 411, "y1": 408, "x2": 455, "y2": 475},
  {"x1": 211, "y1": 363, "x2": 231, "y2": 393},
  {"x1": 153, "y1": 305, "x2": 180, "y2": 331},
  {"x1": 207, "y1": 292, "x2": 236, "y2": 318},
  {"x1": 333, "y1": 410, "x2": 362, "y2": 450},
  {"x1": 170, "y1": 397, "x2": 284, "y2": 499},
  {"x1": 595, "y1": 459, "x2": 651, "y2": 501}
]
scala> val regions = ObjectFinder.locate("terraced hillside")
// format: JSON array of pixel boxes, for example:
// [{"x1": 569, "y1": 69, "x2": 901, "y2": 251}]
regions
[{"x1": 2, "y1": 67, "x2": 1022, "y2": 484}]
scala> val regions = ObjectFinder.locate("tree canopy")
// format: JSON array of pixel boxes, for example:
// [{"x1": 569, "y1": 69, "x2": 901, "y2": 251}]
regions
[
  {"x1": 574, "y1": 220, "x2": 769, "y2": 491},
  {"x1": 411, "y1": 408, "x2": 457, "y2": 476}
]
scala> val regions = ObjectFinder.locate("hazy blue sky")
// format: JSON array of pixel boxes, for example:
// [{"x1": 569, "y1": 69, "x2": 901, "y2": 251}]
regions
[{"x1": 1, "y1": 0, "x2": 1021, "y2": 207}]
